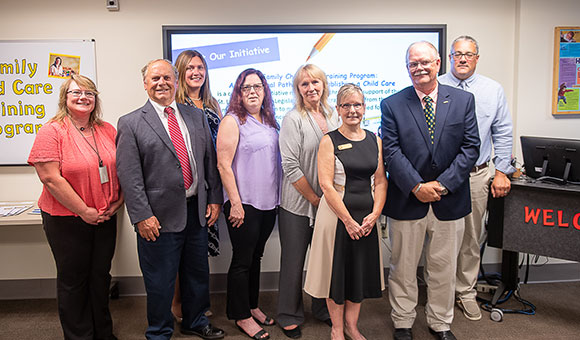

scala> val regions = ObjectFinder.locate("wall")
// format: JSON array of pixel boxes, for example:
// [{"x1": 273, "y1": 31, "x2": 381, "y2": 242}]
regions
[
  {"x1": 0, "y1": 0, "x2": 572, "y2": 281},
  {"x1": 514, "y1": 0, "x2": 580, "y2": 145}
]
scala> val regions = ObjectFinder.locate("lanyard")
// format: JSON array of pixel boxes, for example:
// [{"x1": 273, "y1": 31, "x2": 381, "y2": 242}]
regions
[{"x1": 69, "y1": 116, "x2": 103, "y2": 167}]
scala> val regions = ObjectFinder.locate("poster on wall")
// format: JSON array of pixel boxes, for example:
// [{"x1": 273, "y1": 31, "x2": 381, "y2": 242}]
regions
[
  {"x1": 552, "y1": 27, "x2": 580, "y2": 116},
  {"x1": 0, "y1": 40, "x2": 97, "y2": 165}
]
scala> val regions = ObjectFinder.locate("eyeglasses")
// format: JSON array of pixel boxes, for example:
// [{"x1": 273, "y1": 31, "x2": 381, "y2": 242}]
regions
[
  {"x1": 241, "y1": 84, "x2": 264, "y2": 94},
  {"x1": 407, "y1": 59, "x2": 437, "y2": 70},
  {"x1": 339, "y1": 103, "x2": 364, "y2": 111},
  {"x1": 450, "y1": 52, "x2": 478, "y2": 60},
  {"x1": 67, "y1": 90, "x2": 96, "y2": 98}
]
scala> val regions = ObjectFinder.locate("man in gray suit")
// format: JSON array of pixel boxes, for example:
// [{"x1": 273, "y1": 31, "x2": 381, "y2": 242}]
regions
[{"x1": 116, "y1": 59, "x2": 224, "y2": 340}]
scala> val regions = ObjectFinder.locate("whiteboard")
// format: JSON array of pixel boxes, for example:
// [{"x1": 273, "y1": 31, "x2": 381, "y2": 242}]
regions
[{"x1": 0, "y1": 40, "x2": 97, "y2": 165}]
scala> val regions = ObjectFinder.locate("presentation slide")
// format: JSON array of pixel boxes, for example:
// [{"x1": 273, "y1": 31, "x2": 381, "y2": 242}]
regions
[{"x1": 166, "y1": 27, "x2": 443, "y2": 134}]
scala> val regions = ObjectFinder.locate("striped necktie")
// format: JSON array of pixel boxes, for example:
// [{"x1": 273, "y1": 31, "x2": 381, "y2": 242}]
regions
[
  {"x1": 423, "y1": 96, "x2": 435, "y2": 144},
  {"x1": 165, "y1": 107, "x2": 193, "y2": 189}
]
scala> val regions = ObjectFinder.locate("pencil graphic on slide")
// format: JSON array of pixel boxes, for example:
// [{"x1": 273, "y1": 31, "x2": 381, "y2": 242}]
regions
[{"x1": 306, "y1": 33, "x2": 335, "y2": 61}]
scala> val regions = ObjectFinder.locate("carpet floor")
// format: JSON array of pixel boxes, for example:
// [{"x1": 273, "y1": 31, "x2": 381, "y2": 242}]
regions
[{"x1": 1, "y1": 281, "x2": 579, "y2": 339}]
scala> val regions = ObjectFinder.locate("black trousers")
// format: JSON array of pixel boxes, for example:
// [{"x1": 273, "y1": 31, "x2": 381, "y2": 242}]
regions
[
  {"x1": 42, "y1": 212, "x2": 117, "y2": 340},
  {"x1": 224, "y1": 201, "x2": 276, "y2": 320}
]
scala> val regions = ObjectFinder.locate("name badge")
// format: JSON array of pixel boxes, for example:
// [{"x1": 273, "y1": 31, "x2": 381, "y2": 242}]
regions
[
  {"x1": 99, "y1": 165, "x2": 109, "y2": 184},
  {"x1": 338, "y1": 143, "x2": 352, "y2": 150}
]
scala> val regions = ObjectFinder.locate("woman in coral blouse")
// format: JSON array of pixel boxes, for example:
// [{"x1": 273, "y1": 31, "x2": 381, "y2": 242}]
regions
[{"x1": 28, "y1": 75, "x2": 123, "y2": 340}]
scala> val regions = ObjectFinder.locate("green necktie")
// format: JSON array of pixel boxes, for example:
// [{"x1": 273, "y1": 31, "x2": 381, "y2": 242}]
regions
[{"x1": 424, "y1": 96, "x2": 435, "y2": 144}]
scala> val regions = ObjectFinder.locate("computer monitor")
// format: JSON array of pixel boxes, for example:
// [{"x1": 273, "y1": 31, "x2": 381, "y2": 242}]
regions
[{"x1": 520, "y1": 136, "x2": 580, "y2": 184}]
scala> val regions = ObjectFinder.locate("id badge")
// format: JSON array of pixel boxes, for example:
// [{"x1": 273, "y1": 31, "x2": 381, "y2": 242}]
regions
[
  {"x1": 338, "y1": 143, "x2": 353, "y2": 150},
  {"x1": 99, "y1": 165, "x2": 109, "y2": 184}
]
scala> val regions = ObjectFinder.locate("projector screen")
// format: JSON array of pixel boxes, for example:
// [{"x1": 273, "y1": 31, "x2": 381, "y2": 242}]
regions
[{"x1": 163, "y1": 25, "x2": 446, "y2": 134}]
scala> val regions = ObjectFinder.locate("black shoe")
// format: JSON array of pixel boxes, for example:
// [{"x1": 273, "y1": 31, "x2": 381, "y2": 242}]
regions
[
  {"x1": 428, "y1": 328, "x2": 457, "y2": 340},
  {"x1": 394, "y1": 328, "x2": 413, "y2": 340},
  {"x1": 236, "y1": 323, "x2": 270, "y2": 340},
  {"x1": 181, "y1": 324, "x2": 225, "y2": 339},
  {"x1": 282, "y1": 325, "x2": 301, "y2": 339},
  {"x1": 252, "y1": 315, "x2": 275, "y2": 326}
]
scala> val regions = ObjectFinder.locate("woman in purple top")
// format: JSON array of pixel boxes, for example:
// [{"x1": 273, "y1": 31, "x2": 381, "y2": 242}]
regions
[{"x1": 217, "y1": 68, "x2": 282, "y2": 340}]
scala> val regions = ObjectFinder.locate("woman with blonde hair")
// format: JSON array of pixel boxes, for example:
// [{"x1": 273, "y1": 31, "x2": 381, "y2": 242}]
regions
[
  {"x1": 305, "y1": 83, "x2": 387, "y2": 340},
  {"x1": 28, "y1": 74, "x2": 123, "y2": 340},
  {"x1": 277, "y1": 64, "x2": 338, "y2": 338}
]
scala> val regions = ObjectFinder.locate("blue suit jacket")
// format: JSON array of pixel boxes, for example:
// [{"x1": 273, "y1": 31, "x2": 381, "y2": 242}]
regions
[
  {"x1": 380, "y1": 84, "x2": 480, "y2": 221},
  {"x1": 116, "y1": 101, "x2": 222, "y2": 232}
]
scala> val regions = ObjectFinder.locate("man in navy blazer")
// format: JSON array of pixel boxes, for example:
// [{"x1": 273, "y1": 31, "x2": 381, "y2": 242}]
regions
[
  {"x1": 116, "y1": 59, "x2": 224, "y2": 340},
  {"x1": 381, "y1": 42, "x2": 480, "y2": 340}
]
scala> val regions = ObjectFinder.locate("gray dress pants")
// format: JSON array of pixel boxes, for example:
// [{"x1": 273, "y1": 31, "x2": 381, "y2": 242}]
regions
[{"x1": 277, "y1": 208, "x2": 330, "y2": 327}]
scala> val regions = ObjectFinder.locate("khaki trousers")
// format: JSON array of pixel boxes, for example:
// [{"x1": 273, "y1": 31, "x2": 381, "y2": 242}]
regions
[
  {"x1": 388, "y1": 206, "x2": 464, "y2": 331},
  {"x1": 456, "y1": 167, "x2": 491, "y2": 300}
]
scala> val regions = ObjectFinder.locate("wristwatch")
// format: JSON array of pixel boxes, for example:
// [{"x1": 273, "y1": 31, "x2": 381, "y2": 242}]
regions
[{"x1": 438, "y1": 182, "x2": 448, "y2": 195}]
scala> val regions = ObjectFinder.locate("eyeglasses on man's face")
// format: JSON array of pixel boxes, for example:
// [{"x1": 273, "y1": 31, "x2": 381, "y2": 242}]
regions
[
  {"x1": 407, "y1": 59, "x2": 437, "y2": 70},
  {"x1": 450, "y1": 52, "x2": 478, "y2": 60}
]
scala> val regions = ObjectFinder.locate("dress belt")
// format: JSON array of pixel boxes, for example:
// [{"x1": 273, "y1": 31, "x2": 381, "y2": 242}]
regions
[{"x1": 471, "y1": 162, "x2": 489, "y2": 173}]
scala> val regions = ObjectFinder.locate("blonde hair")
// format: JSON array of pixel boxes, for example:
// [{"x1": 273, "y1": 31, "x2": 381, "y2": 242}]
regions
[
  {"x1": 336, "y1": 83, "x2": 364, "y2": 106},
  {"x1": 292, "y1": 64, "x2": 332, "y2": 117},
  {"x1": 50, "y1": 74, "x2": 102, "y2": 125}
]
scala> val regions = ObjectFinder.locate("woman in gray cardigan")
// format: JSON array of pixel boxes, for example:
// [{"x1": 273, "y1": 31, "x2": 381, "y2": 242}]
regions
[{"x1": 277, "y1": 64, "x2": 339, "y2": 338}]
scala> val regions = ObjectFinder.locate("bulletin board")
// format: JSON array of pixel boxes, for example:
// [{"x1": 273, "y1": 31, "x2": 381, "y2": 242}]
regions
[
  {"x1": 0, "y1": 40, "x2": 97, "y2": 165},
  {"x1": 552, "y1": 27, "x2": 580, "y2": 116}
]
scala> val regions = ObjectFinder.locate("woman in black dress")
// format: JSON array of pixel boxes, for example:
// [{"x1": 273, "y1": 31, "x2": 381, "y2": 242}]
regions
[{"x1": 305, "y1": 83, "x2": 387, "y2": 340}]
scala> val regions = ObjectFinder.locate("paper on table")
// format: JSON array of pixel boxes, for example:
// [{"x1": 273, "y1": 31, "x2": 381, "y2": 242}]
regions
[
  {"x1": 28, "y1": 208, "x2": 42, "y2": 215},
  {"x1": 0, "y1": 202, "x2": 34, "y2": 217}
]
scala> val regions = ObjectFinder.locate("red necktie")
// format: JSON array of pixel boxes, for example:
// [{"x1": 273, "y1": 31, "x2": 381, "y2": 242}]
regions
[{"x1": 165, "y1": 107, "x2": 193, "y2": 189}]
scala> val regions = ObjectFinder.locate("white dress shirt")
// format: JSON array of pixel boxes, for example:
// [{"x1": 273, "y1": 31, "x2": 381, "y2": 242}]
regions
[
  {"x1": 150, "y1": 99, "x2": 198, "y2": 196},
  {"x1": 439, "y1": 72, "x2": 516, "y2": 174}
]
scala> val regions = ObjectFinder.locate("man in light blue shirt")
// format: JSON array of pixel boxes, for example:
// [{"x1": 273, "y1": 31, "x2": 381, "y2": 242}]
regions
[{"x1": 439, "y1": 35, "x2": 516, "y2": 322}]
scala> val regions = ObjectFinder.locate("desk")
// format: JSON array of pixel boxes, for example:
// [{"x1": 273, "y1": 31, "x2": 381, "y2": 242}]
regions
[
  {"x1": 0, "y1": 201, "x2": 41, "y2": 226},
  {"x1": 487, "y1": 178, "x2": 580, "y2": 315},
  {"x1": 488, "y1": 178, "x2": 580, "y2": 262}
]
